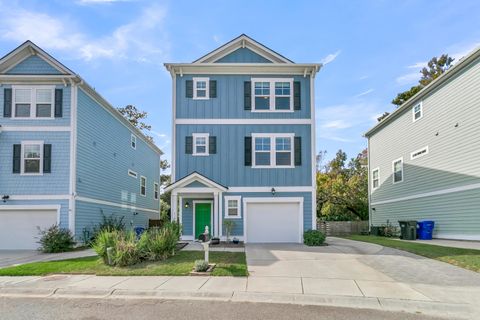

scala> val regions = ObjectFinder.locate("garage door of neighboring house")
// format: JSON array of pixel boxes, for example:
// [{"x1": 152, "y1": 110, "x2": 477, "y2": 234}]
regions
[
  {"x1": 244, "y1": 198, "x2": 303, "y2": 243},
  {"x1": 0, "y1": 206, "x2": 58, "y2": 250}
]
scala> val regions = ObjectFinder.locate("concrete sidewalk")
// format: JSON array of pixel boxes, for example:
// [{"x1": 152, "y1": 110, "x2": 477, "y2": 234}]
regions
[
  {"x1": 0, "y1": 274, "x2": 478, "y2": 319},
  {"x1": 0, "y1": 249, "x2": 97, "y2": 268},
  {"x1": 400, "y1": 238, "x2": 480, "y2": 250}
]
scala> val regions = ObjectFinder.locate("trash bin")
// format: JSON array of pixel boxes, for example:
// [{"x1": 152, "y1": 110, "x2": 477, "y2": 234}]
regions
[
  {"x1": 418, "y1": 220, "x2": 435, "y2": 240},
  {"x1": 134, "y1": 226, "x2": 146, "y2": 238},
  {"x1": 370, "y1": 226, "x2": 381, "y2": 236},
  {"x1": 398, "y1": 220, "x2": 417, "y2": 240}
]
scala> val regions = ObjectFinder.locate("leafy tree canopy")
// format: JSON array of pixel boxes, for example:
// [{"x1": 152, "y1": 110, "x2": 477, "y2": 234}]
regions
[{"x1": 117, "y1": 104, "x2": 153, "y2": 141}]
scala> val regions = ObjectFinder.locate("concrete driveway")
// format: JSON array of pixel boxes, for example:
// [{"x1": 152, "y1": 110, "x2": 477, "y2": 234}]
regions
[
  {"x1": 245, "y1": 237, "x2": 480, "y2": 302},
  {"x1": 0, "y1": 249, "x2": 97, "y2": 268}
]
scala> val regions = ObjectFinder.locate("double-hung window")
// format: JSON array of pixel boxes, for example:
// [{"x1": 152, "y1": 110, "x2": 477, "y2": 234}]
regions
[
  {"x1": 193, "y1": 133, "x2": 209, "y2": 156},
  {"x1": 140, "y1": 176, "x2": 147, "y2": 196},
  {"x1": 21, "y1": 141, "x2": 43, "y2": 175},
  {"x1": 392, "y1": 158, "x2": 403, "y2": 183},
  {"x1": 372, "y1": 168, "x2": 379, "y2": 190},
  {"x1": 131, "y1": 134, "x2": 137, "y2": 149},
  {"x1": 224, "y1": 196, "x2": 241, "y2": 218},
  {"x1": 193, "y1": 77, "x2": 209, "y2": 100},
  {"x1": 412, "y1": 102, "x2": 423, "y2": 122},
  {"x1": 252, "y1": 78, "x2": 293, "y2": 112},
  {"x1": 253, "y1": 134, "x2": 294, "y2": 168},
  {"x1": 154, "y1": 182, "x2": 159, "y2": 200},
  {"x1": 13, "y1": 86, "x2": 54, "y2": 118}
]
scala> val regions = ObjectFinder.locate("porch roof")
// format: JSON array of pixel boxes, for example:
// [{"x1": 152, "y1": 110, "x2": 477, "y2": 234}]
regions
[{"x1": 164, "y1": 171, "x2": 228, "y2": 193}]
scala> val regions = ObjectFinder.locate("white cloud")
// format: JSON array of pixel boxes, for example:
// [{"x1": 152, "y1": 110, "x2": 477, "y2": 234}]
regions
[
  {"x1": 0, "y1": 2, "x2": 169, "y2": 63},
  {"x1": 321, "y1": 120, "x2": 352, "y2": 130},
  {"x1": 355, "y1": 88, "x2": 374, "y2": 97},
  {"x1": 407, "y1": 61, "x2": 427, "y2": 69},
  {"x1": 212, "y1": 35, "x2": 221, "y2": 44},
  {"x1": 320, "y1": 50, "x2": 341, "y2": 65},
  {"x1": 395, "y1": 71, "x2": 420, "y2": 86}
]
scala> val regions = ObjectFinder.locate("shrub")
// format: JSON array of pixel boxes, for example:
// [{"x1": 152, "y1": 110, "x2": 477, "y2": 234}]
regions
[
  {"x1": 194, "y1": 260, "x2": 209, "y2": 272},
  {"x1": 90, "y1": 214, "x2": 126, "y2": 242},
  {"x1": 113, "y1": 231, "x2": 140, "y2": 267},
  {"x1": 37, "y1": 225, "x2": 76, "y2": 253},
  {"x1": 303, "y1": 230, "x2": 326, "y2": 246},
  {"x1": 138, "y1": 222, "x2": 181, "y2": 261},
  {"x1": 93, "y1": 229, "x2": 119, "y2": 264}
]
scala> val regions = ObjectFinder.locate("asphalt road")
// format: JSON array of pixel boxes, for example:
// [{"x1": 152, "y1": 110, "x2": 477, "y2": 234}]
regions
[{"x1": 0, "y1": 297, "x2": 443, "y2": 320}]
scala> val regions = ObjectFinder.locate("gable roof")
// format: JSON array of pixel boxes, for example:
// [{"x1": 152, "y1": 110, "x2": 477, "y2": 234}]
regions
[
  {"x1": 0, "y1": 41, "x2": 162, "y2": 155},
  {"x1": 365, "y1": 45, "x2": 480, "y2": 137},
  {"x1": 164, "y1": 171, "x2": 228, "y2": 192},
  {"x1": 194, "y1": 34, "x2": 293, "y2": 64}
]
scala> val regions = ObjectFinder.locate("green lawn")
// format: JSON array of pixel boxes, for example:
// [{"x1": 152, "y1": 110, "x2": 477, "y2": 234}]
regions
[
  {"x1": 0, "y1": 251, "x2": 248, "y2": 277},
  {"x1": 346, "y1": 235, "x2": 480, "y2": 273}
]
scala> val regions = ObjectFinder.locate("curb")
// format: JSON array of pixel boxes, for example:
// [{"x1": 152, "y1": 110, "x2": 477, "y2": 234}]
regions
[{"x1": 0, "y1": 286, "x2": 474, "y2": 319}]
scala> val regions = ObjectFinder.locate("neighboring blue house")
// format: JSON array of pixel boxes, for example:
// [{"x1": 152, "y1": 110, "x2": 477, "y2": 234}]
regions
[
  {"x1": 164, "y1": 35, "x2": 321, "y2": 243},
  {"x1": 0, "y1": 41, "x2": 162, "y2": 249}
]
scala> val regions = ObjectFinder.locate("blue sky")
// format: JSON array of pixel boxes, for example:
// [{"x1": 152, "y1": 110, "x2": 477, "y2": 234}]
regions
[{"x1": 1, "y1": 0, "x2": 479, "y2": 165}]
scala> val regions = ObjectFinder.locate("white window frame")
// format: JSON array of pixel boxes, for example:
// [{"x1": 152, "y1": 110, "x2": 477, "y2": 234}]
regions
[
  {"x1": 154, "y1": 182, "x2": 159, "y2": 200},
  {"x1": 128, "y1": 169, "x2": 138, "y2": 178},
  {"x1": 131, "y1": 134, "x2": 137, "y2": 150},
  {"x1": 410, "y1": 146, "x2": 429, "y2": 160},
  {"x1": 21, "y1": 140, "x2": 44, "y2": 176},
  {"x1": 371, "y1": 167, "x2": 380, "y2": 190},
  {"x1": 140, "y1": 176, "x2": 147, "y2": 196},
  {"x1": 412, "y1": 102, "x2": 423, "y2": 122},
  {"x1": 392, "y1": 157, "x2": 404, "y2": 184},
  {"x1": 12, "y1": 85, "x2": 55, "y2": 119},
  {"x1": 224, "y1": 196, "x2": 241, "y2": 219},
  {"x1": 193, "y1": 77, "x2": 210, "y2": 100},
  {"x1": 192, "y1": 133, "x2": 209, "y2": 156},
  {"x1": 251, "y1": 78, "x2": 294, "y2": 112},
  {"x1": 252, "y1": 133, "x2": 295, "y2": 168}
]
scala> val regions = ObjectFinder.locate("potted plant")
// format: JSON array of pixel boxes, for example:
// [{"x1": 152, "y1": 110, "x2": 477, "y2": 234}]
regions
[{"x1": 223, "y1": 220, "x2": 235, "y2": 243}]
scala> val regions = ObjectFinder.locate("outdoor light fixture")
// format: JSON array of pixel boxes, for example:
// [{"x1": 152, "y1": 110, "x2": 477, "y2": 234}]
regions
[
  {"x1": 185, "y1": 201, "x2": 190, "y2": 208},
  {"x1": 271, "y1": 188, "x2": 276, "y2": 196},
  {"x1": 372, "y1": 207, "x2": 376, "y2": 211},
  {"x1": 2, "y1": 195, "x2": 9, "y2": 203}
]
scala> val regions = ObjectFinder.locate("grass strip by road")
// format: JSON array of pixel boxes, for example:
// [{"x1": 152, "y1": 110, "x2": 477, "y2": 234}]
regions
[
  {"x1": 0, "y1": 251, "x2": 247, "y2": 277},
  {"x1": 346, "y1": 235, "x2": 480, "y2": 273}
]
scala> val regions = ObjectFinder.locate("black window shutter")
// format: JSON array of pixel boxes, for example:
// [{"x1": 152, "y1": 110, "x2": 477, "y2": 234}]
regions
[
  {"x1": 185, "y1": 136, "x2": 193, "y2": 154},
  {"x1": 294, "y1": 81, "x2": 301, "y2": 110},
  {"x1": 244, "y1": 81, "x2": 251, "y2": 110},
  {"x1": 12, "y1": 144, "x2": 21, "y2": 174},
  {"x1": 244, "y1": 137, "x2": 252, "y2": 166},
  {"x1": 3, "y1": 88, "x2": 12, "y2": 118},
  {"x1": 186, "y1": 80, "x2": 193, "y2": 98},
  {"x1": 294, "y1": 137, "x2": 302, "y2": 166},
  {"x1": 43, "y1": 144, "x2": 52, "y2": 173},
  {"x1": 209, "y1": 80, "x2": 217, "y2": 98},
  {"x1": 209, "y1": 136, "x2": 217, "y2": 154},
  {"x1": 54, "y1": 89, "x2": 63, "y2": 117}
]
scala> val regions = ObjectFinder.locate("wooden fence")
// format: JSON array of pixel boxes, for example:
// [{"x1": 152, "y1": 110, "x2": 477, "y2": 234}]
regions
[{"x1": 317, "y1": 220, "x2": 369, "y2": 236}]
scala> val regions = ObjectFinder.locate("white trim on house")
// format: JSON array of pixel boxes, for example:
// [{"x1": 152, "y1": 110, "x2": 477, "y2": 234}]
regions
[
  {"x1": 192, "y1": 77, "x2": 210, "y2": 100},
  {"x1": 175, "y1": 118, "x2": 313, "y2": 125},
  {"x1": 0, "y1": 126, "x2": 71, "y2": 132},
  {"x1": 251, "y1": 78, "x2": 294, "y2": 112},
  {"x1": 75, "y1": 196, "x2": 159, "y2": 214},
  {"x1": 68, "y1": 82, "x2": 78, "y2": 234},
  {"x1": 251, "y1": 133, "x2": 295, "y2": 168},
  {"x1": 165, "y1": 64, "x2": 321, "y2": 77},
  {"x1": 171, "y1": 73, "x2": 177, "y2": 182},
  {"x1": 410, "y1": 146, "x2": 429, "y2": 160},
  {"x1": 371, "y1": 167, "x2": 380, "y2": 190},
  {"x1": 371, "y1": 182, "x2": 480, "y2": 206},
  {"x1": 412, "y1": 101, "x2": 423, "y2": 122},
  {"x1": 310, "y1": 74, "x2": 317, "y2": 230},
  {"x1": 128, "y1": 169, "x2": 138, "y2": 178},
  {"x1": 140, "y1": 176, "x2": 147, "y2": 197},
  {"x1": 11, "y1": 85, "x2": 56, "y2": 119},
  {"x1": 7, "y1": 194, "x2": 70, "y2": 200},
  {"x1": 192, "y1": 200, "x2": 214, "y2": 238},
  {"x1": 192, "y1": 133, "x2": 210, "y2": 156},
  {"x1": 165, "y1": 172, "x2": 228, "y2": 193},
  {"x1": 224, "y1": 196, "x2": 241, "y2": 219},
  {"x1": 242, "y1": 197, "x2": 304, "y2": 243},
  {"x1": 228, "y1": 186, "x2": 313, "y2": 192},
  {"x1": 131, "y1": 134, "x2": 137, "y2": 149},
  {"x1": 392, "y1": 157, "x2": 404, "y2": 184},
  {"x1": 20, "y1": 140, "x2": 44, "y2": 176}
]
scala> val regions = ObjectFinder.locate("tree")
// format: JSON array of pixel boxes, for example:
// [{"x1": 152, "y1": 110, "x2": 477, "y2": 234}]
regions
[
  {"x1": 377, "y1": 111, "x2": 390, "y2": 122},
  {"x1": 316, "y1": 149, "x2": 368, "y2": 221},
  {"x1": 117, "y1": 105, "x2": 153, "y2": 141},
  {"x1": 392, "y1": 54, "x2": 454, "y2": 106}
]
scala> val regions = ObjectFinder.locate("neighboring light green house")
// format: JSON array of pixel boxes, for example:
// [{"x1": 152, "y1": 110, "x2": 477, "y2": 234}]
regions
[{"x1": 365, "y1": 46, "x2": 480, "y2": 240}]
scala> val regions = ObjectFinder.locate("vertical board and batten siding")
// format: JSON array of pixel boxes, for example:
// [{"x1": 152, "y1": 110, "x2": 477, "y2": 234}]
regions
[
  {"x1": 176, "y1": 124, "x2": 312, "y2": 186},
  {"x1": 214, "y1": 48, "x2": 273, "y2": 63},
  {"x1": 0, "y1": 131, "x2": 70, "y2": 194},
  {"x1": 75, "y1": 89, "x2": 160, "y2": 230},
  {"x1": 0, "y1": 85, "x2": 71, "y2": 126},
  {"x1": 175, "y1": 75, "x2": 311, "y2": 119},
  {"x1": 6, "y1": 55, "x2": 63, "y2": 75},
  {"x1": 369, "y1": 56, "x2": 480, "y2": 238}
]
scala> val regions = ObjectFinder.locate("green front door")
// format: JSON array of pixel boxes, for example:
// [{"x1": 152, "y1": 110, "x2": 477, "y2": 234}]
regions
[{"x1": 195, "y1": 203, "x2": 212, "y2": 239}]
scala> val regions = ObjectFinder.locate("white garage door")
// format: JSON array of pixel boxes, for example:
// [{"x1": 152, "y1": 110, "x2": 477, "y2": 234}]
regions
[
  {"x1": 246, "y1": 201, "x2": 301, "y2": 243},
  {"x1": 0, "y1": 208, "x2": 58, "y2": 250}
]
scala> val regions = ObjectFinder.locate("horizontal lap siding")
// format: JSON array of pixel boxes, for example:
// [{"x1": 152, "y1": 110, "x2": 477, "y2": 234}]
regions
[
  {"x1": 6, "y1": 55, "x2": 62, "y2": 75},
  {"x1": 370, "y1": 58, "x2": 480, "y2": 204},
  {"x1": 176, "y1": 75, "x2": 311, "y2": 119},
  {"x1": 0, "y1": 131, "x2": 70, "y2": 194},
  {"x1": 176, "y1": 124, "x2": 312, "y2": 186},
  {"x1": 76, "y1": 89, "x2": 160, "y2": 211}
]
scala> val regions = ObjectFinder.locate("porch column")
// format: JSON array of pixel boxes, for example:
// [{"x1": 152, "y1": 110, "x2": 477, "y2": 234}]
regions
[
  {"x1": 171, "y1": 192, "x2": 178, "y2": 222},
  {"x1": 213, "y1": 191, "x2": 219, "y2": 237}
]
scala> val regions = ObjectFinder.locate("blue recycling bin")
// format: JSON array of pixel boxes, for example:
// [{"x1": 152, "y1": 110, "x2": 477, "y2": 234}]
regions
[
  {"x1": 134, "y1": 226, "x2": 146, "y2": 238},
  {"x1": 417, "y1": 221, "x2": 435, "y2": 240}
]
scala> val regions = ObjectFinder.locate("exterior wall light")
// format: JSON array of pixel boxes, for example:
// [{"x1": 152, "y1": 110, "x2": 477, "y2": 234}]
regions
[
  {"x1": 185, "y1": 201, "x2": 190, "y2": 208},
  {"x1": 271, "y1": 188, "x2": 276, "y2": 196}
]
